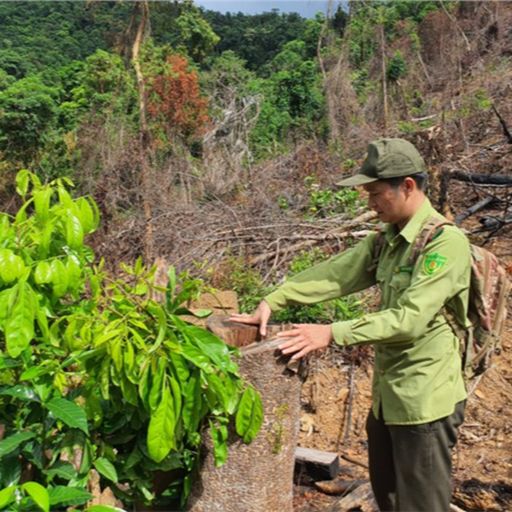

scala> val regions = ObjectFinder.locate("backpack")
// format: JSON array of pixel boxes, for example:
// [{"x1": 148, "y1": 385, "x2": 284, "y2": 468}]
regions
[{"x1": 373, "y1": 216, "x2": 511, "y2": 381}]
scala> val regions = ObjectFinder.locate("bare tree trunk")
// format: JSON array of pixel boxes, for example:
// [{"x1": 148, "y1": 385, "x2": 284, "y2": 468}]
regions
[
  {"x1": 131, "y1": 0, "x2": 154, "y2": 262},
  {"x1": 318, "y1": 0, "x2": 341, "y2": 144},
  {"x1": 380, "y1": 23, "x2": 388, "y2": 134}
]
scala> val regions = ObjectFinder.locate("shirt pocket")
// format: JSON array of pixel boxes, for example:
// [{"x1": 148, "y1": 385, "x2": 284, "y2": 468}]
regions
[{"x1": 389, "y1": 271, "x2": 412, "y2": 293}]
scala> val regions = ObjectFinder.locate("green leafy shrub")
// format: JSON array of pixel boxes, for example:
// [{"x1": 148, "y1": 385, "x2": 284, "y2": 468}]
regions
[
  {"x1": 273, "y1": 249, "x2": 364, "y2": 324},
  {"x1": 305, "y1": 176, "x2": 361, "y2": 218},
  {"x1": 0, "y1": 171, "x2": 262, "y2": 510},
  {"x1": 387, "y1": 51, "x2": 407, "y2": 81}
]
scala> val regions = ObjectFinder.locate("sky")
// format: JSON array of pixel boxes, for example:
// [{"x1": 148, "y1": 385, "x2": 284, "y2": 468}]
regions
[{"x1": 195, "y1": 1, "x2": 346, "y2": 18}]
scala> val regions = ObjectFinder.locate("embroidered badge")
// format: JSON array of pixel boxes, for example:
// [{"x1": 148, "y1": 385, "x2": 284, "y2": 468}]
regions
[{"x1": 423, "y1": 252, "x2": 447, "y2": 275}]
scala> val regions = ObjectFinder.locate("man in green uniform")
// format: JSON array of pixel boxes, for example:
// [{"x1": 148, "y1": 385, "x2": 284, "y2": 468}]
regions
[{"x1": 231, "y1": 138, "x2": 470, "y2": 511}]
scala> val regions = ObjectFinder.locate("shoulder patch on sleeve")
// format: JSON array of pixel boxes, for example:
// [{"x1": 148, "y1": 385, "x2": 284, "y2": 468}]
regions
[{"x1": 423, "y1": 252, "x2": 447, "y2": 275}]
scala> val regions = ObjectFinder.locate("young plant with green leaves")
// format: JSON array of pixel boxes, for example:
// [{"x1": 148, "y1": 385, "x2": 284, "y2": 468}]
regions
[{"x1": 0, "y1": 171, "x2": 262, "y2": 510}]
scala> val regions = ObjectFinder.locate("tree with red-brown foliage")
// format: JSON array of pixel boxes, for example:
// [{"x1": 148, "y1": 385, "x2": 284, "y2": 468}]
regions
[{"x1": 146, "y1": 54, "x2": 210, "y2": 144}]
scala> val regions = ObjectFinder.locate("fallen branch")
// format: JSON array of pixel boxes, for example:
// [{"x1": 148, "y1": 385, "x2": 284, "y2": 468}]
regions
[
  {"x1": 454, "y1": 196, "x2": 495, "y2": 225},
  {"x1": 332, "y1": 481, "x2": 376, "y2": 511},
  {"x1": 491, "y1": 103, "x2": 512, "y2": 144},
  {"x1": 314, "y1": 479, "x2": 368, "y2": 496},
  {"x1": 446, "y1": 171, "x2": 512, "y2": 186},
  {"x1": 249, "y1": 211, "x2": 377, "y2": 266},
  {"x1": 340, "y1": 453, "x2": 368, "y2": 469}
]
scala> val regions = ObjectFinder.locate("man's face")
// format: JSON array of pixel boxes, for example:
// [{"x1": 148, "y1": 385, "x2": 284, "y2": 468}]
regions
[{"x1": 363, "y1": 181, "x2": 407, "y2": 224}]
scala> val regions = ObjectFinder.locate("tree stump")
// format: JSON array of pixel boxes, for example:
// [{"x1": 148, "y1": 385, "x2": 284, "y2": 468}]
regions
[{"x1": 187, "y1": 319, "x2": 303, "y2": 512}]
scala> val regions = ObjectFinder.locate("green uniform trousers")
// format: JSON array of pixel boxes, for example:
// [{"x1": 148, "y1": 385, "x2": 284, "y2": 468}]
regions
[{"x1": 366, "y1": 401, "x2": 466, "y2": 512}]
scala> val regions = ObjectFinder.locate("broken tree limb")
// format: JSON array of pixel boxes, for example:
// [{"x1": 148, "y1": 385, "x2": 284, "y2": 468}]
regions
[
  {"x1": 340, "y1": 453, "x2": 368, "y2": 469},
  {"x1": 332, "y1": 482, "x2": 377, "y2": 512},
  {"x1": 295, "y1": 447, "x2": 340, "y2": 480},
  {"x1": 491, "y1": 103, "x2": 512, "y2": 144},
  {"x1": 314, "y1": 479, "x2": 368, "y2": 496},
  {"x1": 445, "y1": 171, "x2": 512, "y2": 186},
  {"x1": 249, "y1": 211, "x2": 377, "y2": 266},
  {"x1": 454, "y1": 196, "x2": 495, "y2": 224}
]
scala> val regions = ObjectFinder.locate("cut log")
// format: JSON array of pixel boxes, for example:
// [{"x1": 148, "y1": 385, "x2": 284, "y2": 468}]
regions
[
  {"x1": 187, "y1": 324, "x2": 304, "y2": 512},
  {"x1": 295, "y1": 447, "x2": 340, "y2": 480},
  {"x1": 206, "y1": 315, "x2": 259, "y2": 347}
]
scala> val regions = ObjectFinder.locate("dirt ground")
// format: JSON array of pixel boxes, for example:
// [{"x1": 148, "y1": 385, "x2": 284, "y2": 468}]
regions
[{"x1": 293, "y1": 243, "x2": 512, "y2": 512}]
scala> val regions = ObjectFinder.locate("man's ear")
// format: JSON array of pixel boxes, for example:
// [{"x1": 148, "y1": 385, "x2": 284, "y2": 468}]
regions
[{"x1": 402, "y1": 176, "x2": 417, "y2": 195}]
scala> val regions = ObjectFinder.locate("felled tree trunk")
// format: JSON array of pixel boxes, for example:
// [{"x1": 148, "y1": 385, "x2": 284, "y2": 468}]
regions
[{"x1": 187, "y1": 318, "x2": 304, "y2": 512}]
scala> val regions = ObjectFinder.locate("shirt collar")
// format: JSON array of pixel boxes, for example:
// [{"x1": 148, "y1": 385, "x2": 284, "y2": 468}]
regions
[{"x1": 384, "y1": 197, "x2": 435, "y2": 245}]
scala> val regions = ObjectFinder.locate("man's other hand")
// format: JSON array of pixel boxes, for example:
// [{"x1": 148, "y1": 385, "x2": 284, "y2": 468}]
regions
[
  {"x1": 277, "y1": 324, "x2": 333, "y2": 360},
  {"x1": 229, "y1": 300, "x2": 272, "y2": 337}
]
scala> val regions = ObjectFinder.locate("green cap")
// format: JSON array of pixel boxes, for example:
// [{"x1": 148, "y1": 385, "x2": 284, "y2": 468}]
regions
[{"x1": 337, "y1": 138, "x2": 427, "y2": 187}]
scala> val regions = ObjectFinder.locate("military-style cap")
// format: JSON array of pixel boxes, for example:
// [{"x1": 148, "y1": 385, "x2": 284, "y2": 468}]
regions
[{"x1": 337, "y1": 138, "x2": 427, "y2": 187}]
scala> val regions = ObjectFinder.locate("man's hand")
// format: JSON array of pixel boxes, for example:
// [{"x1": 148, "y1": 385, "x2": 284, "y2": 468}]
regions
[
  {"x1": 277, "y1": 324, "x2": 333, "y2": 360},
  {"x1": 229, "y1": 300, "x2": 272, "y2": 337}
]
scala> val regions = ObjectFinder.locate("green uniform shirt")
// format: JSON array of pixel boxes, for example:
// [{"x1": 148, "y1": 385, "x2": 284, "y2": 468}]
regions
[{"x1": 265, "y1": 199, "x2": 470, "y2": 425}]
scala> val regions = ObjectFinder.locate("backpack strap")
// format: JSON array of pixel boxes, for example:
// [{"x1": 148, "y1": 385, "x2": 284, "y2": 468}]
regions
[
  {"x1": 408, "y1": 216, "x2": 454, "y2": 267},
  {"x1": 367, "y1": 229, "x2": 386, "y2": 272}
]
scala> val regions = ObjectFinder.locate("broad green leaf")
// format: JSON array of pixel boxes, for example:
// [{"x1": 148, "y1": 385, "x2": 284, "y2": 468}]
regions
[
  {"x1": 205, "y1": 373, "x2": 229, "y2": 413},
  {"x1": 34, "y1": 261, "x2": 53, "y2": 285},
  {"x1": 120, "y1": 373, "x2": 138, "y2": 406},
  {"x1": 48, "y1": 486, "x2": 91, "y2": 507},
  {"x1": 43, "y1": 461, "x2": 77, "y2": 481},
  {"x1": 38, "y1": 222, "x2": 54, "y2": 258},
  {"x1": 0, "y1": 249, "x2": 26, "y2": 284},
  {"x1": 79, "y1": 439, "x2": 93, "y2": 475},
  {"x1": 235, "y1": 386, "x2": 263, "y2": 443},
  {"x1": 0, "y1": 486, "x2": 15, "y2": 509},
  {"x1": 15, "y1": 169, "x2": 32, "y2": 196},
  {"x1": 20, "y1": 365, "x2": 51, "y2": 381},
  {"x1": 180, "y1": 343, "x2": 213, "y2": 373},
  {"x1": 167, "y1": 266, "x2": 176, "y2": 301},
  {"x1": 75, "y1": 197, "x2": 96, "y2": 234},
  {"x1": 0, "y1": 454, "x2": 21, "y2": 486},
  {"x1": 169, "y1": 351, "x2": 190, "y2": 386},
  {"x1": 0, "y1": 356, "x2": 20, "y2": 370},
  {"x1": 99, "y1": 357, "x2": 110, "y2": 400},
  {"x1": 186, "y1": 325, "x2": 238, "y2": 374},
  {"x1": 35, "y1": 306, "x2": 52, "y2": 345},
  {"x1": 93, "y1": 457, "x2": 118, "y2": 483},
  {"x1": 209, "y1": 420, "x2": 228, "y2": 467},
  {"x1": 86, "y1": 506, "x2": 124, "y2": 512},
  {"x1": 149, "y1": 358, "x2": 166, "y2": 411},
  {"x1": 110, "y1": 339, "x2": 123, "y2": 373},
  {"x1": 65, "y1": 257, "x2": 82, "y2": 293},
  {"x1": 22, "y1": 481, "x2": 50, "y2": 512},
  {"x1": 50, "y1": 259, "x2": 68, "y2": 297},
  {"x1": 191, "y1": 308, "x2": 212, "y2": 319},
  {"x1": 123, "y1": 342, "x2": 136, "y2": 382},
  {"x1": 0, "y1": 287, "x2": 14, "y2": 327},
  {"x1": 148, "y1": 306, "x2": 166, "y2": 353},
  {"x1": 65, "y1": 214, "x2": 84, "y2": 250},
  {"x1": 5, "y1": 281, "x2": 35, "y2": 357},
  {"x1": 0, "y1": 385, "x2": 39, "y2": 401},
  {"x1": 182, "y1": 372, "x2": 202, "y2": 436},
  {"x1": 57, "y1": 185, "x2": 74, "y2": 208},
  {"x1": 46, "y1": 397, "x2": 89, "y2": 434},
  {"x1": 33, "y1": 188, "x2": 52, "y2": 222},
  {"x1": 147, "y1": 386, "x2": 176, "y2": 463},
  {"x1": 169, "y1": 376, "x2": 182, "y2": 422},
  {"x1": 138, "y1": 359, "x2": 151, "y2": 409}
]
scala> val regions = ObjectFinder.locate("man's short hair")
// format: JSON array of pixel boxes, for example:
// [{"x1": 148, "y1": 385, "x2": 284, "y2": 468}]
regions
[{"x1": 381, "y1": 172, "x2": 429, "y2": 192}]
